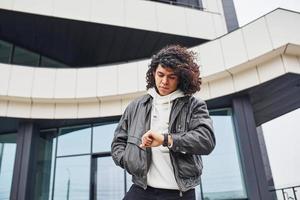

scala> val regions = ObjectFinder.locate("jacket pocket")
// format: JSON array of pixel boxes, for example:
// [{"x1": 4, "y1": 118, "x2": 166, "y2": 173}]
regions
[
  {"x1": 123, "y1": 136, "x2": 146, "y2": 177},
  {"x1": 175, "y1": 153, "x2": 203, "y2": 178}
]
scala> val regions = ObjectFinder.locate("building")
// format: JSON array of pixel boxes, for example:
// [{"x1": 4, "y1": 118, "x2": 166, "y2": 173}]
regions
[{"x1": 0, "y1": 0, "x2": 300, "y2": 199}]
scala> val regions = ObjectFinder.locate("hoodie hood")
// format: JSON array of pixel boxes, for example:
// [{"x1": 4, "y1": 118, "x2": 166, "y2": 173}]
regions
[{"x1": 147, "y1": 88, "x2": 185, "y2": 104}]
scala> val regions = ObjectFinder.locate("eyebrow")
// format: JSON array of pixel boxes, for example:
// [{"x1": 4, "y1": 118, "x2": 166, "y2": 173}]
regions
[{"x1": 157, "y1": 71, "x2": 177, "y2": 76}]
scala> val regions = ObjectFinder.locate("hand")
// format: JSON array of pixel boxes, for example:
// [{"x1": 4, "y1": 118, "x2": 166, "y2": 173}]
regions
[{"x1": 139, "y1": 130, "x2": 164, "y2": 148}]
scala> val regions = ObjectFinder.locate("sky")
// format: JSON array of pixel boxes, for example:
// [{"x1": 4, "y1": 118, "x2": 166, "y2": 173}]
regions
[{"x1": 233, "y1": 0, "x2": 300, "y2": 188}]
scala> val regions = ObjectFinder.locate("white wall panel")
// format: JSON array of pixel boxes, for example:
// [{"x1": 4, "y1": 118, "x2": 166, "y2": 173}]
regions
[
  {"x1": 266, "y1": 9, "x2": 300, "y2": 49},
  {"x1": 233, "y1": 67, "x2": 260, "y2": 91},
  {"x1": 7, "y1": 100, "x2": 31, "y2": 118},
  {"x1": 53, "y1": 0, "x2": 91, "y2": 21},
  {"x1": 137, "y1": 60, "x2": 149, "y2": 91},
  {"x1": 97, "y1": 65, "x2": 118, "y2": 96},
  {"x1": 199, "y1": 40, "x2": 225, "y2": 76},
  {"x1": 242, "y1": 18, "x2": 273, "y2": 60},
  {"x1": 76, "y1": 67, "x2": 97, "y2": 99},
  {"x1": 32, "y1": 68, "x2": 56, "y2": 99},
  {"x1": 54, "y1": 69, "x2": 77, "y2": 99},
  {"x1": 14, "y1": 0, "x2": 53, "y2": 16},
  {"x1": 31, "y1": 102, "x2": 55, "y2": 118},
  {"x1": 118, "y1": 63, "x2": 138, "y2": 94},
  {"x1": 0, "y1": 64, "x2": 11, "y2": 96},
  {"x1": 121, "y1": 97, "x2": 133, "y2": 113},
  {"x1": 205, "y1": 0, "x2": 219, "y2": 13},
  {"x1": 8, "y1": 66, "x2": 34, "y2": 98},
  {"x1": 195, "y1": 82, "x2": 210, "y2": 100},
  {"x1": 0, "y1": 0, "x2": 13, "y2": 10},
  {"x1": 282, "y1": 54, "x2": 300, "y2": 74},
  {"x1": 186, "y1": 9, "x2": 216, "y2": 39},
  {"x1": 257, "y1": 56, "x2": 285, "y2": 83},
  {"x1": 100, "y1": 99, "x2": 121, "y2": 117},
  {"x1": 221, "y1": 29, "x2": 248, "y2": 69},
  {"x1": 78, "y1": 101, "x2": 100, "y2": 118},
  {"x1": 0, "y1": 100, "x2": 8, "y2": 116},
  {"x1": 91, "y1": 0, "x2": 125, "y2": 26},
  {"x1": 209, "y1": 74, "x2": 235, "y2": 98},
  {"x1": 125, "y1": 0, "x2": 157, "y2": 31},
  {"x1": 156, "y1": 3, "x2": 188, "y2": 36},
  {"x1": 55, "y1": 103, "x2": 78, "y2": 118},
  {"x1": 212, "y1": 14, "x2": 227, "y2": 37}
]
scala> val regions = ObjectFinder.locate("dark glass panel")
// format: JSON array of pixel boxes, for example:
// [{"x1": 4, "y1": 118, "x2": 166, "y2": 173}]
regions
[
  {"x1": 0, "y1": 40, "x2": 12, "y2": 63},
  {"x1": 40, "y1": 56, "x2": 68, "y2": 68},
  {"x1": 93, "y1": 123, "x2": 117, "y2": 153},
  {"x1": 57, "y1": 125, "x2": 91, "y2": 156},
  {"x1": 0, "y1": 133, "x2": 17, "y2": 200},
  {"x1": 12, "y1": 46, "x2": 39, "y2": 66},
  {"x1": 53, "y1": 156, "x2": 90, "y2": 200},
  {"x1": 96, "y1": 157, "x2": 124, "y2": 199},
  {"x1": 201, "y1": 110, "x2": 247, "y2": 199},
  {"x1": 33, "y1": 129, "x2": 57, "y2": 200}
]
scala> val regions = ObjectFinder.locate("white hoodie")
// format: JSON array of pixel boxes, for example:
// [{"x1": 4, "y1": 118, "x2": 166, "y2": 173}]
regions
[{"x1": 146, "y1": 88, "x2": 185, "y2": 190}]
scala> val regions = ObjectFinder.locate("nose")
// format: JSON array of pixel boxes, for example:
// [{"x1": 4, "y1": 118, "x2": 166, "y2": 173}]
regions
[{"x1": 161, "y1": 76, "x2": 168, "y2": 85}]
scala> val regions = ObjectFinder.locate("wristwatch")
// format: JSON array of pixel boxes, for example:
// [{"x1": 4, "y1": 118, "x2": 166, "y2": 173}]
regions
[{"x1": 162, "y1": 133, "x2": 169, "y2": 147}]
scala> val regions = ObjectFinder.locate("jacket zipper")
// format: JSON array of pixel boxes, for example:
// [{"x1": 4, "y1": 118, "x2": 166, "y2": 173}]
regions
[{"x1": 168, "y1": 99, "x2": 184, "y2": 196}]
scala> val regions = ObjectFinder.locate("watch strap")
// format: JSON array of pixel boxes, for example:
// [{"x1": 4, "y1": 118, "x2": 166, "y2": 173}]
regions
[{"x1": 162, "y1": 133, "x2": 168, "y2": 147}]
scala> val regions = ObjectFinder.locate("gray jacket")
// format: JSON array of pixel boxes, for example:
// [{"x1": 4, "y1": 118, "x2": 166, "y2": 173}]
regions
[{"x1": 111, "y1": 94, "x2": 215, "y2": 192}]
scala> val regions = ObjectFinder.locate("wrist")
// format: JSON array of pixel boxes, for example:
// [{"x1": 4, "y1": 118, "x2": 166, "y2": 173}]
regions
[{"x1": 162, "y1": 133, "x2": 168, "y2": 147}]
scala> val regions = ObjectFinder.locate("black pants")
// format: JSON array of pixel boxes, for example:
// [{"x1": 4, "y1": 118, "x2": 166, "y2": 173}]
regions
[{"x1": 123, "y1": 184, "x2": 195, "y2": 200}]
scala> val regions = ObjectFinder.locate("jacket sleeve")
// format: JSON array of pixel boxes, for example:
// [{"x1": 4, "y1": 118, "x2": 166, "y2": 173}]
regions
[
  {"x1": 170, "y1": 99, "x2": 215, "y2": 155},
  {"x1": 111, "y1": 106, "x2": 130, "y2": 168}
]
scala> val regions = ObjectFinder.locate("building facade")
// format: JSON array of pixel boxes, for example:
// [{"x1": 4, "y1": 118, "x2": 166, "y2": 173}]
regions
[{"x1": 0, "y1": 0, "x2": 300, "y2": 199}]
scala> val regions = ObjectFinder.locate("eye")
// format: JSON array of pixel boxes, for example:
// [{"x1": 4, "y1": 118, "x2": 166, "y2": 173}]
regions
[
  {"x1": 157, "y1": 73, "x2": 164, "y2": 77},
  {"x1": 169, "y1": 76, "x2": 177, "y2": 80}
]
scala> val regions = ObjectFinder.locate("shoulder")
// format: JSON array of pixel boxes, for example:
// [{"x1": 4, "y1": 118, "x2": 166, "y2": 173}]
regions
[
  {"x1": 186, "y1": 95, "x2": 206, "y2": 107},
  {"x1": 124, "y1": 94, "x2": 151, "y2": 111}
]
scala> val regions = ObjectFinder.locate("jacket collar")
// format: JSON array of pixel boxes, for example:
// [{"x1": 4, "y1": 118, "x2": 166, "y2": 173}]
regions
[{"x1": 141, "y1": 93, "x2": 190, "y2": 105}]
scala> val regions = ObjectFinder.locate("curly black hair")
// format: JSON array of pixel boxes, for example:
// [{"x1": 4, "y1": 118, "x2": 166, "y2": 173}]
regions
[{"x1": 146, "y1": 45, "x2": 201, "y2": 95}]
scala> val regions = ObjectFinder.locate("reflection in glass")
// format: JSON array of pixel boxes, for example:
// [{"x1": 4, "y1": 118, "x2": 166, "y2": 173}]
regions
[
  {"x1": 33, "y1": 129, "x2": 57, "y2": 200},
  {"x1": 53, "y1": 156, "x2": 90, "y2": 200},
  {"x1": 41, "y1": 56, "x2": 68, "y2": 68},
  {"x1": 126, "y1": 172, "x2": 133, "y2": 192},
  {"x1": 93, "y1": 123, "x2": 117, "y2": 153},
  {"x1": 12, "y1": 46, "x2": 39, "y2": 66},
  {"x1": 0, "y1": 133, "x2": 17, "y2": 200},
  {"x1": 0, "y1": 40, "x2": 12, "y2": 63},
  {"x1": 201, "y1": 110, "x2": 247, "y2": 199},
  {"x1": 96, "y1": 157, "x2": 124, "y2": 199},
  {"x1": 195, "y1": 185, "x2": 203, "y2": 200},
  {"x1": 57, "y1": 125, "x2": 91, "y2": 156}
]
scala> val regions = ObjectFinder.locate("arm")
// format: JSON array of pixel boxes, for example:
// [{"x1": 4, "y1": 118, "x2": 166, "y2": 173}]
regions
[
  {"x1": 170, "y1": 99, "x2": 215, "y2": 155},
  {"x1": 111, "y1": 107, "x2": 130, "y2": 168}
]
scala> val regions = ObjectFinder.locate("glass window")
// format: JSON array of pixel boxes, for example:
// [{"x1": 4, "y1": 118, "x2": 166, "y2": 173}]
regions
[
  {"x1": 33, "y1": 129, "x2": 57, "y2": 200},
  {"x1": 12, "y1": 46, "x2": 40, "y2": 66},
  {"x1": 0, "y1": 133, "x2": 17, "y2": 200},
  {"x1": 201, "y1": 109, "x2": 247, "y2": 200},
  {"x1": 0, "y1": 40, "x2": 12, "y2": 63},
  {"x1": 53, "y1": 156, "x2": 90, "y2": 200},
  {"x1": 96, "y1": 157, "x2": 125, "y2": 199},
  {"x1": 126, "y1": 172, "x2": 133, "y2": 192},
  {"x1": 40, "y1": 56, "x2": 68, "y2": 68},
  {"x1": 57, "y1": 125, "x2": 91, "y2": 156},
  {"x1": 93, "y1": 123, "x2": 117, "y2": 153}
]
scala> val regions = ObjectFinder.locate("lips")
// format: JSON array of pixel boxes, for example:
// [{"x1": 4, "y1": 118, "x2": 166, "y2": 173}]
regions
[{"x1": 160, "y1": 86, "x2": 169, "y2": 90}]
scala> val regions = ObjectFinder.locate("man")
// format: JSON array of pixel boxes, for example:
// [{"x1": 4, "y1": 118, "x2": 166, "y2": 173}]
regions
[{"x1": 111, "y1": 45, "x2": 215, "y2": 200}]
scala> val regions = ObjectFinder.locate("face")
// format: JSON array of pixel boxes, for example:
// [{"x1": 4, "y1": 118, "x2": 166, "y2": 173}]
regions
[{"x1": 154, "y1": 64, "x2": 179, "y2": 96}]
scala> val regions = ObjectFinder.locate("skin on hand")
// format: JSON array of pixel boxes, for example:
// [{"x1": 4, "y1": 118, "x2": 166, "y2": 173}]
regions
[
  {"x1": 140, "y1": 130, "x2": 163, "y2": 148},
  {"x1": 139, "y1": 130, "x2": 173, "y2": 148}
]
